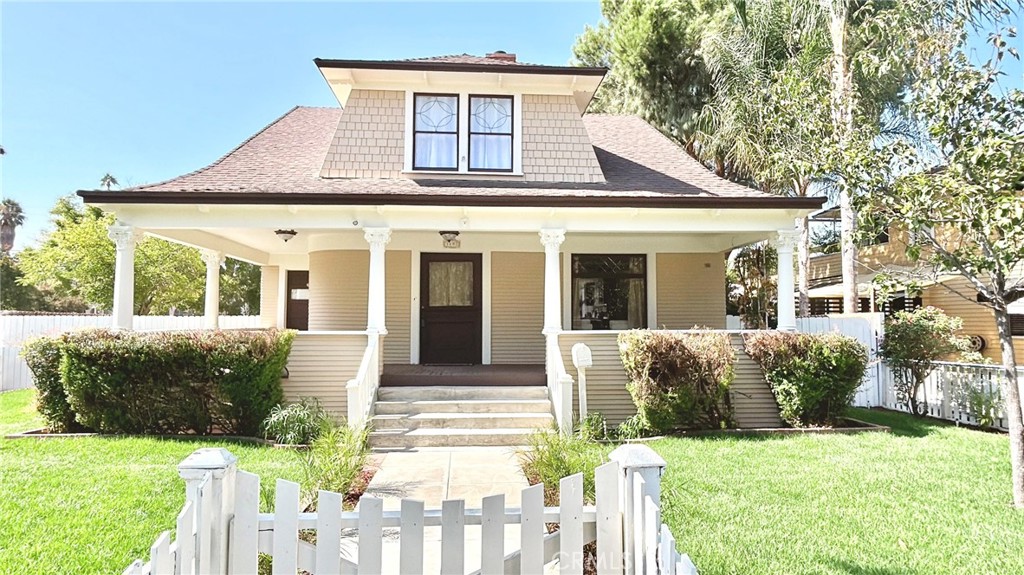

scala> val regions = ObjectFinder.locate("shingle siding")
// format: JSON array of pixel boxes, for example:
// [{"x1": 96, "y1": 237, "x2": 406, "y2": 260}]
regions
[
  {"x1": 320, "y1": 90, "x2": 405, "y2": 178},
  {"x1": 521, "y1": 95, "x2": 605, "y2": 183}
]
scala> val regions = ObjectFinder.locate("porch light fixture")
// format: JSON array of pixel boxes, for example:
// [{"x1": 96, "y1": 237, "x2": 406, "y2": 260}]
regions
[
  {"x1": 275, "y1": 229, "x2": 297, "y2": 242},
  {"x1": 439, "y1": 230, "x2": 461, "y2": 249}
]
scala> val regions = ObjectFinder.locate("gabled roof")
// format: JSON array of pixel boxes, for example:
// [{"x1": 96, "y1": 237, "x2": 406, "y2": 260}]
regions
[{"x1": 79, "y1": 106, "x2": 823, "y2": 210}]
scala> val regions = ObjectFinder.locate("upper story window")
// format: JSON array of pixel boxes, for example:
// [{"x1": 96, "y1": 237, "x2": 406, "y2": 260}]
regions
[
  {"x1": 413, "y1": 94, "x2": 459, "y2": 170},
  {"x1": 469, "y1": 96, "x2": 513, "y2": 172},
  {"x1": 407, "y1": 92, "x2": 521, "y2": 174}
]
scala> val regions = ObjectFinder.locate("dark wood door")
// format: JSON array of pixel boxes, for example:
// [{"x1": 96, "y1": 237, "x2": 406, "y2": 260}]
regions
[
  {"x1": 420, "y1": 253, "x2": 482, "y2": 364},
  {"x1": 286, "y1": 271, "x2": 309, "y2": 331}
]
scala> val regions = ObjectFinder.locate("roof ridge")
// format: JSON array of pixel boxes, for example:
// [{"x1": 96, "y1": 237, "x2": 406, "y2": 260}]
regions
[{"x1": 131, "y1": 106, "x2": 304, "y2": 191}]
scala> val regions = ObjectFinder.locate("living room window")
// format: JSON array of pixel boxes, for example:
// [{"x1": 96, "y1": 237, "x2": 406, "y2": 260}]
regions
[
  {"x1": 407, "y1": 92, "x2": 521, "y2": 174},
  {"x1": 571, "y1": 254, "x2": 647, "y2": 330},
  {"x1": 413, "y1": 94, "x2": 459, "y2": 170}
]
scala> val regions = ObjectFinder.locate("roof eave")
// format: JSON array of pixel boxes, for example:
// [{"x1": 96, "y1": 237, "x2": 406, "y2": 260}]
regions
[
  {"x1": 78, "y1": 190, "x2": 826, "y2": 211},
  {"x1": 313, "y1": 58, "x2": 608, "y2": 77}
]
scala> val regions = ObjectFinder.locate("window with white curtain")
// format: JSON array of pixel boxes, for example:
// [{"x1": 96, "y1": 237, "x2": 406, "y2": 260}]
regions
[
  {"x1": 469, "y1": 96, "x2": 513, "y2": 171},
  {"x1": 571, "y1": 254, "x2": 647, "y2": 330},
  {"x1": 413, "y1": 94, "x2": 459, "y2": 170}
]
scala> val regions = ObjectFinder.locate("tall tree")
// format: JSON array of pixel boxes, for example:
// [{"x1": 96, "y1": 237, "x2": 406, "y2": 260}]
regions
[
  {"x1": 99, "y1": 173, "x2": 119, "y2": 191},
  {"x1": 1, "y1": 198, "x2": 25, "y2": 253},
  {"x1": 860, "y1": 29, "x2": 1024, "y2": 506}
]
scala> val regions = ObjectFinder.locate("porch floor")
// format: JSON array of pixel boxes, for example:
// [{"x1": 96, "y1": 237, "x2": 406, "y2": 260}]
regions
[{"x1": 380, "y1": 364, "x2": 545, "y2": 387}]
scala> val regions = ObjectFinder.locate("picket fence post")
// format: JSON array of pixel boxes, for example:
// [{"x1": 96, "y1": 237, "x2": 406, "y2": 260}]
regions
[
  {"x1": 178, "y1": 448, "x2": 238, "y2": 575},
  {"x1": 609, "y1": 444, "x2": 668, "y2": 575}
]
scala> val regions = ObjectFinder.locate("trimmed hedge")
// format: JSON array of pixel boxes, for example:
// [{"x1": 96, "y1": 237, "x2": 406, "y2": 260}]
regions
[
  {"x1": 618, "y1": 330, "x2": 736, "y2": 434},
  {"x1": 22, "y1": 335, "x2": 85, "y2": 433},
  {"x1": 23, "y1": 328, "x2": 294, "y2": 436},
  {"x1": 743, "y1": 331, "x2": 867, "y2": 427}
]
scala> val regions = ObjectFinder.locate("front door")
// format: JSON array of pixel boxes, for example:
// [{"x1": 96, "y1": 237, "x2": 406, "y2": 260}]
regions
[
  {"x1": 286, "y1": 271, "x2": 309, "y2": 331},
  {"x1": 420, "y1": 253, "x2": 482, "y2": 364}
]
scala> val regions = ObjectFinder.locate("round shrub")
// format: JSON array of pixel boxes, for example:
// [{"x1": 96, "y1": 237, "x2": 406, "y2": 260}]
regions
[
  {"x1": 618, "y1": 330, "x2": 736, "y2": 434},
  {"x1": 262, "y1": 398, "x2": 333, "y2": 445},
  {"x1": 21, "y1": 335, "x2": 88, "y2": 432},
  {"x1": 743, "y1": 331, "x2": 867, "y2": 427}
]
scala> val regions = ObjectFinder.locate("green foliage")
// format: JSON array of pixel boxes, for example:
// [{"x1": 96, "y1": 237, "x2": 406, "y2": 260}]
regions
[
  {"x1": 618, "y1": 330, "x2": 736, "y2": 433},
  {"x1": 20, "y1": 336, "x2": 86, "y2": 432},
  {"x1": 576, "y1": 411, "x2": 613, "y2": 442},
  {"x1": 262, "y1": 398, "x2": 333, "y2": 445},
  {"x1": 727, "y1": 243, "x2": 778, "y2": 329},
  {"x1": 301, "y1": 423, "x2": 369, "y2": 509},
  {"x1": 17, "y1": 196, "x2": 260, "y2": 315},
  {"x1": 744, "y1": 331, "x2": 867, "y2": 427},
  {"x1": 879, "y1": 307, "x2": 971, "y2": 415},
  {"x1": 516, "y1": 431, "x2": 608, "y2": 505},
  {"x1": 41, "y1": 328, "x2": 293, "y2": 435}
]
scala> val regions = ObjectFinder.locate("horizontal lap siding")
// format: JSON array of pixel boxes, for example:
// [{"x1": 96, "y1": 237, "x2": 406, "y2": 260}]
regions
[
  {"x1": 259, "y1": 266, "x2": 279, "y2": 328},
  {"x1": 558, "y1": 332, "x2": 782, "y2": 427},
  {"x1": 384, "y1": 251, "x2": 411, "y2": 364},
  {"x1": 730, "y1": 335, "x2": 784, "y2": 428},
  {"x1": 283, "y1": 334, "x2": 366, "y2": 418},
  {"x1": 492, "y1": 252, "x2": 545, "y2": 364},
  {"x1": 656, "y1": 253, "x2": 726, "y2": 329},
  {"x1": 308, "y1": 250, "x2": 368, "y2": 331}
]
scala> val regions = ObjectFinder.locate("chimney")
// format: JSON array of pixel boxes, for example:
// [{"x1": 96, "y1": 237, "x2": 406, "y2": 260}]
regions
[{"x1": 486, "y1": 50, "x2": 517, "y2": 63}]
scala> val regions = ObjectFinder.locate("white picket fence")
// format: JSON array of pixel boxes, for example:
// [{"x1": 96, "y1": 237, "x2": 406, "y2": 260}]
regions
[
  {"x1": 796, "y1": 313, "x2": 885, "y2": 407},
  {"x1": 124, "y1": 444, "x2": 697, "y2": 575},
  {"x1": 879, "y1": 361, "x2": 1022, "y2": 431},
  {"x1": 0, "y1": 314, "x2": 261, "y2": 391}
]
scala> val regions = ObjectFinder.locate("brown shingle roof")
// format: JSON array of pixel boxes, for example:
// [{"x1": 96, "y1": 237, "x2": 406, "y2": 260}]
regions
[
  {"x1": 80, "y1": 106, "x2": 822, "y2": 209},
  {"x1": 403, "y1": 53, "x2": 532, "y2": 66}
]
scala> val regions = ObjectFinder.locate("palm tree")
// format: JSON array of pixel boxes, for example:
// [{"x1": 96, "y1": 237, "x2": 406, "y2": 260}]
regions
[
  {"x1": 100, "y1": 173, "x2": 119, "y2": 190},
  {"x1": 1, "y1": 199, "x2": 25, "y2": 253}
]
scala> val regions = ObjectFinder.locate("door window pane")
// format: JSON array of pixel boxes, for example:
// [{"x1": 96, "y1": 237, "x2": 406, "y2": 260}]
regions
[{"x1": 429, "y1": 261, "x2": 474, "y2": 307}]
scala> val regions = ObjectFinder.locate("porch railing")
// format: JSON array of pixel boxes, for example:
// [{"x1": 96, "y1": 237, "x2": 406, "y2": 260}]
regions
[
  {"x1": 123, "y1": 444, "x2": 699, "y2": 575},
  {"x1": 346, "y1": 331, "x2": 381, "y2": 427},
  {"x1": 546, "y1": 334, "x2": 574, "y2": 434}
]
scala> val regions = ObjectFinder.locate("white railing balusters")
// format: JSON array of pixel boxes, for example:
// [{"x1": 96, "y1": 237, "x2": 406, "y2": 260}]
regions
[{"x1": 346, "y1": 331, "x2": 381, "y2": 427}]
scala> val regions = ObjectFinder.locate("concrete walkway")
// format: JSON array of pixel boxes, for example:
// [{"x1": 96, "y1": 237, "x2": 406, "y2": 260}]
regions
[{"x1": 363, "y1": 447, "x2": 530, "y2": 573}]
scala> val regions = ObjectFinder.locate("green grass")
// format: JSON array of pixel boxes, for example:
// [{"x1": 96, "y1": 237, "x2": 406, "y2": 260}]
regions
[
  {"x1": 0, "y1": 389, "x2": 305, "y2": 574},
  {"x1": 654, "y1": 408, "x2": 1024, "y2": 575}
]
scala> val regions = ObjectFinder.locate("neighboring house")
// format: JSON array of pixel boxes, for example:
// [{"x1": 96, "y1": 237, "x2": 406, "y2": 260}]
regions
[
  {"x1": 807, "y1": 208, "x2": 1024, "y2": 364},
  {"x1": 79, "y1": 52, "x2": 823, "y2": 444}
]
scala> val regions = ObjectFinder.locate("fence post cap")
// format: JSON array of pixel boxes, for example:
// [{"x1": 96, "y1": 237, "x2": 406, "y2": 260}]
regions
[
  {"x1": 608, "y1": 444, "x2": 667, "y2": 469},
  {"x1": 178, "y1": 448, "x2": 238, "y2": 479}
]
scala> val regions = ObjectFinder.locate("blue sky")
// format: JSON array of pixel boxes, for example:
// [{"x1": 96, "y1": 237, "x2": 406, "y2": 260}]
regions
[{"x1": 1, "y1": 2, "x2": 1020, "y2": 252}]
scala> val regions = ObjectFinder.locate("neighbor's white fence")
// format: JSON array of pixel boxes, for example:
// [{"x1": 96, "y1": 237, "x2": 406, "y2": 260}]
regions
[
  {"x1": 0, "y1": 315, "x2": 261, "y2": 391},
  {"x1": 124, "y1": 444, "x2": 698, "y2": 575},
  {"x1": 797, "y1": 313, "x2": 885, "y2": 407},
  {"x1": 879, "y1": 361, "x2": 1022, "y2": 431}
]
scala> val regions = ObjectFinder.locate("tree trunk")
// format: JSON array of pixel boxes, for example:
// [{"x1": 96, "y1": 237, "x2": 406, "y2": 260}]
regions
[
  {"x1": 826, "y1": 1, "x2": 859, "y2": 314},
  {"x1": 797, "y1": 215, "x2": 810, "y2": 317},
  {"x1": 994, "y1": 306, "x2": 1024, "y2": 507}
]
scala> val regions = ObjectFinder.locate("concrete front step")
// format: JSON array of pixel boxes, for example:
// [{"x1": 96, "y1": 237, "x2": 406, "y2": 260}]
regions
[
  {"x1": 374, "y1": 399, "x2": 553, "y2": 415},
  {"x1": 376, "y1": 386, "x2": 548, "y2": 402},
  {"x1": 371, "y1": 412, "x2": 554, "y2": 430},
  {"x1": 368, "y1": 427, "x2": 539, "y2": 448}
]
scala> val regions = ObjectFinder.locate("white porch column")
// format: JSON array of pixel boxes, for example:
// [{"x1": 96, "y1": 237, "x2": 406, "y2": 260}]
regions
[
  {"x1": 201, "y1": 249, "x2": 224, "y2": 329},
  {"x1": 540, "y1": 229, "x2": 566, "y2": 335},
  {"x1": 776, "y1": 229, "x2": 800, "y2": 331},
  {"x1": 364, "y1": 228, "x2": 391, "y2": 334},
  {"x1": 107, "y1": 223, "x2": 139, "y2": 330}
]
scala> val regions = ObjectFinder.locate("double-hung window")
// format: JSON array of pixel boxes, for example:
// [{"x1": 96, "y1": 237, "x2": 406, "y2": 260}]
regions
[
  {"x1": 410, "y1": 92, "x2": 516, "y2": 173},
  {"x1": 413, "y1": 94, "x2": 459, "y2": 170}
]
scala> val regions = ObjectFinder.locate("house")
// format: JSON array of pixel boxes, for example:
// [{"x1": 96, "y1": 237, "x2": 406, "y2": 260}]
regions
[
  {"x1": 79, "y1": 52, "x2": 823, "y2": 445},
  {"x1": 806, "y1": 208, "x2": 1024, "y2": 364}
]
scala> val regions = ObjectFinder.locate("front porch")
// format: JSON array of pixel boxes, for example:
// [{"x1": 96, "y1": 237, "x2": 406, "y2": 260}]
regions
[{"x1": 380, "y1": 364, "x2": 545, "y2": 387}]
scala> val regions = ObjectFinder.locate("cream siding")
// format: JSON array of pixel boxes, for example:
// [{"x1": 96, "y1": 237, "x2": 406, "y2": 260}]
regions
[
  {"x1": 384, "y1": 250, "x2": 412, "y2": 364},
  {"x1": 521, "y1": 95, "x2": 605, "y2": 183},
  {"x1": 558, "y1": 332, "x2": 781, "y2": 427},
  {"x1": 283, "y1": 333, "x2": 366, "y2": 417},
  {"x1": 491, "y1": 252, "x2": 545, "y2": 364},
  {"x1": 656, "y1": 253, "x2": 727, "y2": 329},
  {"x1": 308, "y1": 250, "x2": 368, "y2": 331},
  {"x1": 259, "y1": 265, "x2": 279, "y2": 328},
  {"x1": 320, "y1": 89, "x2": 405, "y2": 179}
]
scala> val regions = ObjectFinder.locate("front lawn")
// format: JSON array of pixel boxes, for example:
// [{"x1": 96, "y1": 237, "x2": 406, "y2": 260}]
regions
[
  {"x1": 655, "y1": 408, "x2": 1024, "y2": 574},
  {"x1": 0, "y1": 389, "x2": 305, "y2": 574}
]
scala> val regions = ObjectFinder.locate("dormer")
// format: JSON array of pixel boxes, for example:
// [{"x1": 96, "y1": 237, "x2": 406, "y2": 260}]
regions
[{"x1": 315, "y1": 52, "x2": 607, "y2": 183}]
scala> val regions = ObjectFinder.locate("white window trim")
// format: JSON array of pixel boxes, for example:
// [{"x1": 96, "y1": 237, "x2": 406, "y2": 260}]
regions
[{"x1": 404, "y1": 90, "x2": 523, "y2": 175}]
